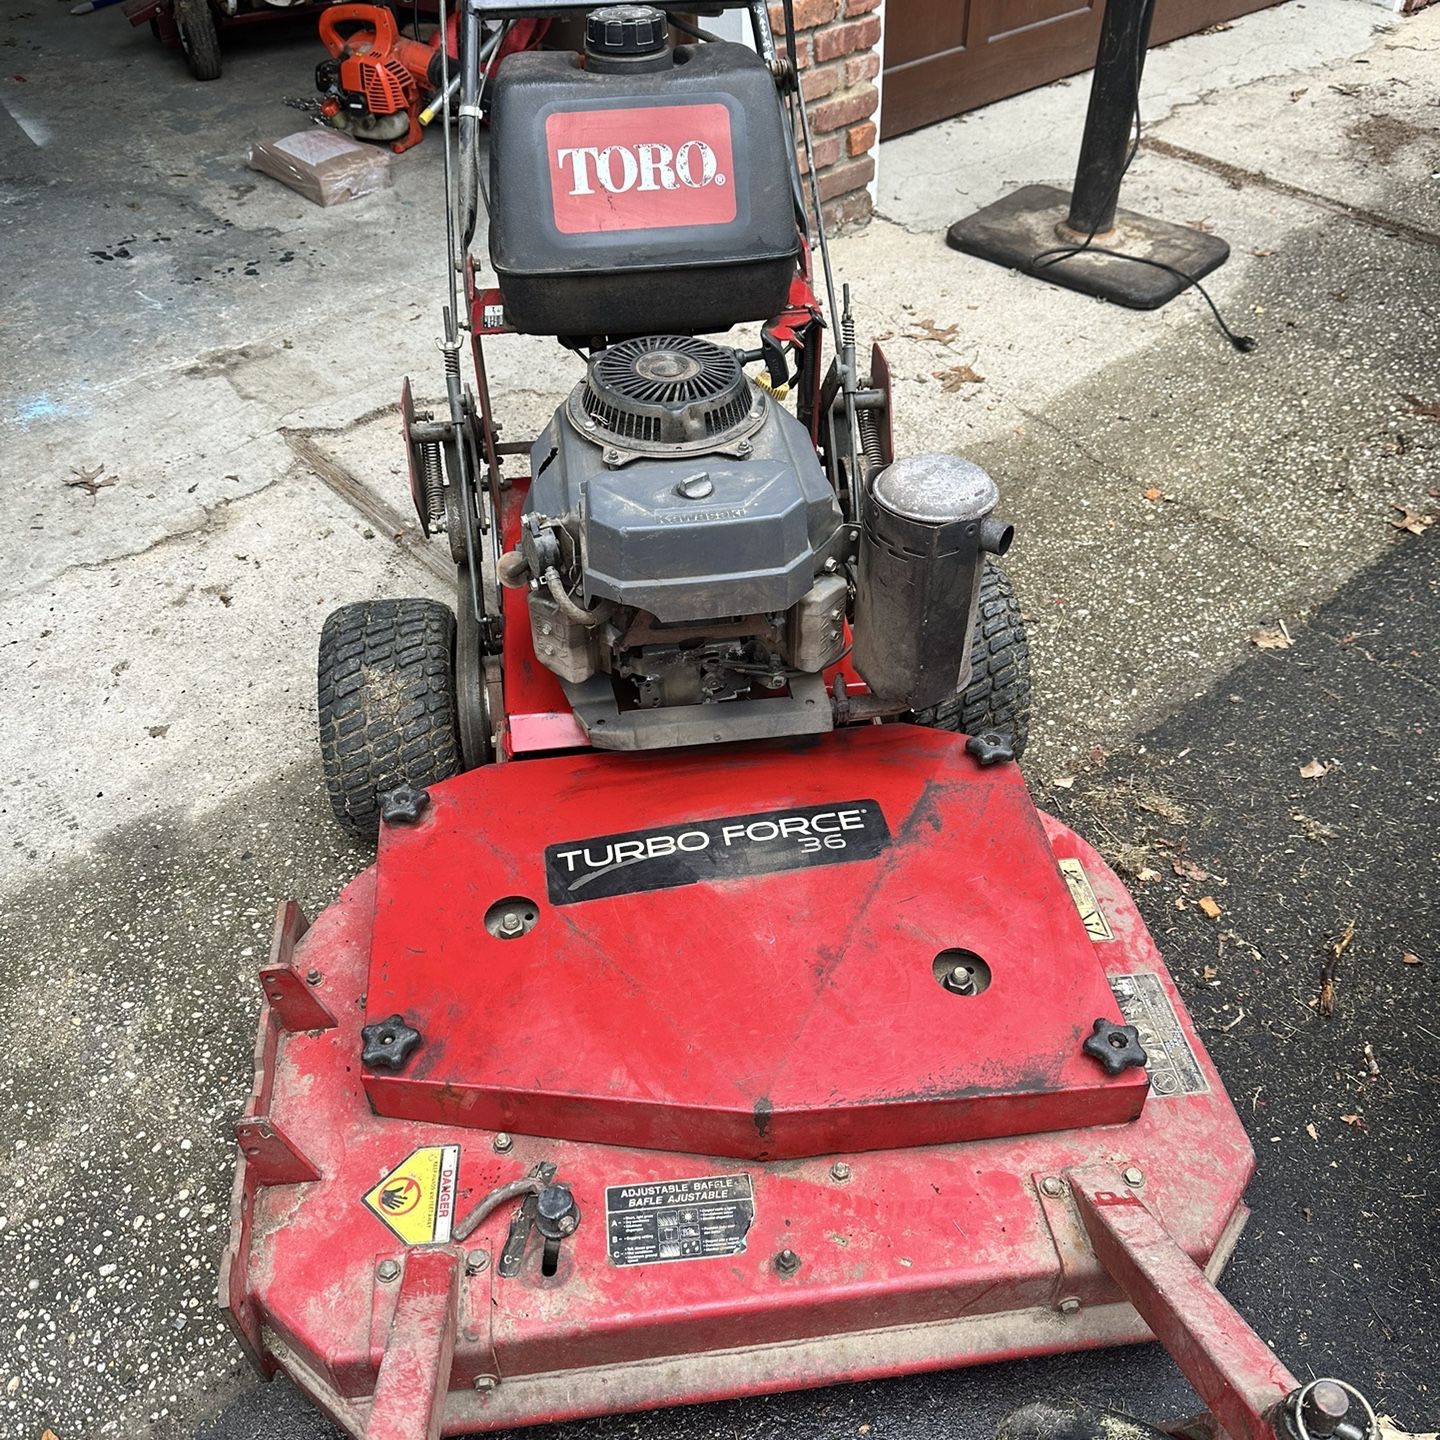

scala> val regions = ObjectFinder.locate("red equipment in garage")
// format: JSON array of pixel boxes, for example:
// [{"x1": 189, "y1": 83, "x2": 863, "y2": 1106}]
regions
[
  {"x1": 220, "y1": 5, "x2": 1379, "y2": 1440},
  {"x1": 313, "y1": 6, "x2": 547, "y2": 152}
]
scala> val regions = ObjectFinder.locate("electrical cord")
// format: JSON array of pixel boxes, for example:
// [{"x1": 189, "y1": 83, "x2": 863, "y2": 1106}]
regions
[{"x1": 1029, "y1": 0, "x2": 1256, "y2": 353}]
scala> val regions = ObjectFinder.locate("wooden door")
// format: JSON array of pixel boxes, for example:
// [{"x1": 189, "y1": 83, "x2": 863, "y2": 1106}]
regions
[{"x1": 881, "y1": 0, "x2": 1287, "y2": 139}]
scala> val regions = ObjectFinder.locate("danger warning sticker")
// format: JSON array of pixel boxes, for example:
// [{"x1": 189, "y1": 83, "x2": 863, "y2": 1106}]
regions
[
  {"x1": 606, "y1": 1174, "x2": 754, "y2": 1267},
  {"x1": 1058, "y1": 858, "x2": 1115, "y2": 942},
  {"x1": 362, "y1": 1145, "x2": 460, "y2": 1246}
]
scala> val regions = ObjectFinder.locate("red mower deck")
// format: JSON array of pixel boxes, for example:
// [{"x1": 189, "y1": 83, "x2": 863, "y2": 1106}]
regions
[{"x1": 221, "y1": 727, "x2": 1259, "y2": 1439}]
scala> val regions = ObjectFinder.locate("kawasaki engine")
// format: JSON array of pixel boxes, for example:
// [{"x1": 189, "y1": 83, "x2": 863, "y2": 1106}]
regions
[{"x1": 500, "y1": 335, "x2": 848, "y2": 743}]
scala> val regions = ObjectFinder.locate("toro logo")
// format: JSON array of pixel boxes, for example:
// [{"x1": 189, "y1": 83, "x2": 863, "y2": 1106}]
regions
[{"x1": 545, "y1": 102, "x2": 738, "y2": 235}]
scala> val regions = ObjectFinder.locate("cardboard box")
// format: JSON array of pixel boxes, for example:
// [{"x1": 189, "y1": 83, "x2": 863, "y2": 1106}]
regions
[{"x1": 247, "y1": 130, "x2": 393, "y2": 207}]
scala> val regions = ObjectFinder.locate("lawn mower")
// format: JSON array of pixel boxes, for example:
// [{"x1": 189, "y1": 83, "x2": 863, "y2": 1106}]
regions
[{"x1": 219, "y1": 5, "x2": 1380, "y2": 1440}]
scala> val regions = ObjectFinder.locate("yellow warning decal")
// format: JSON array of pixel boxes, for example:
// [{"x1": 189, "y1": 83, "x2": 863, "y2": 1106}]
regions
[
  {"x1": 1059, "y1": 858, "x2": 1115, "y2": 943},
  {"x1": 362, "y1": 1144, "x2": 460, "y2": 1246}
]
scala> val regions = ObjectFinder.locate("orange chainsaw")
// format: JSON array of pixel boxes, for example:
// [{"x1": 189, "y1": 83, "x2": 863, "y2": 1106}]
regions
[{"x1": 314, "y1": 5, "x2": 547, "y2": 154}]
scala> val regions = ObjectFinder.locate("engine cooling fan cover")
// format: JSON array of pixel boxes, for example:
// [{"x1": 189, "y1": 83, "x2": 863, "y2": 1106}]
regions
[{"x1": 569, "y1": 335, "x2": 764, "y2": 455}]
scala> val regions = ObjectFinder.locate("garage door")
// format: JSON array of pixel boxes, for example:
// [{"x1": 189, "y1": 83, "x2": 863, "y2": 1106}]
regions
[{"x1": 881, "y1": 0, "x2": 1287, "y2": 139}]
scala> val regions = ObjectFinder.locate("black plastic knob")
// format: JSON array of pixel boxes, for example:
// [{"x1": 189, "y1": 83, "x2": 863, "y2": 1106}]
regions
[
  {"x1": 380, "y1": 783, "x2": 430, "y2": 826},
  {"x1": 1083, "y1": 1019, "x2": 1148, "y2": 1076},
  {"x1": 966, "y1": 730, "x2": 1016, "y2": 767},
  {"x1": 361, "y1": 1014, "x2": 423, "y2": 1072},
  {"x1": 585, "y1": 4, "x2": 667, "y2": 58}
]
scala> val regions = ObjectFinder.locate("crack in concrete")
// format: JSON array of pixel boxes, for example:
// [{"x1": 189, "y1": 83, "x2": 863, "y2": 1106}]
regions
[
  {"x1": 3, "y1": 477, "x2": 285, "y2": 601},
  {"x1": 1142, "y1": 138, "x2": 1440, "y2": 252}
]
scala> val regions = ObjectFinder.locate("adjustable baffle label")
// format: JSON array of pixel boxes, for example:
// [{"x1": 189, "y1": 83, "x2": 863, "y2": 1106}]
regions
[
  {"x1": 1108, "y1": 972, "x2": 1209, "y2": 1098},
  {"x1": 605, "y1": 1174, "x2": 755, "y2": 1267},
  {"x1": 545, "y1": 800, "x2": 891, "y2": 905}
]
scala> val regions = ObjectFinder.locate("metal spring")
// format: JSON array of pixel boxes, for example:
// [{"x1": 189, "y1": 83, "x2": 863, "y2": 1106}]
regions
[
  {"x1": 420, "y1": 440, "x2": 446, "y2": 531},
  {"x1": 857, "y1": 407, "x2": 884, "y2": 478}
]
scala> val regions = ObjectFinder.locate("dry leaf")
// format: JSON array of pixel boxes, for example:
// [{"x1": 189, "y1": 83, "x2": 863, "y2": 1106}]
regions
[
  {"x1": 1143, "y1": 486, "x2": 1163, "y2": 501},
  {"x1": 1299, "y1": 759, "x2": 1329, "y2": 779},
  {"x1": 42, "y1": 1431, "x2": 60, "y2": 1440},
  {"x1": 912, "y1": 318, "x2": 960, "y2": 344},
  {"x1": 1291, "y1": 811, "x2": 1337, "y2": 844},
  {"x1": 1172, "y1": 857, "x2": 1209, "y2": 881},
  {"x1": 1332, "y1": 919, "x2": 1356, "y2": 962},
  {"x1": 65, "y1": 464, "x2": 117, "y2": 496},
  {"x1": 1202, "y1": 965, "x2": 1219, "y2": 983},
  {"x1": 1402, "y1": 952, "x2": 1422, "y2": 966},
  {"x1": 1401, "y1": 393, "x2": 1440, "y2": 420},
  {"x1": 1198, "y1": 896, "x2": 1223, "y2": 920},
  {"x1": 1318, "y1": 976, "x2": 1336, "y2": 1015},
  {"x1": 1140, "y1": 793, "x2": 1186, "y2": 824},
  {"x1": 1390, "y1": 504, "x2": 1434, "y2": 536},
  {"x1": 1136, "y1": 867, "x2": 1162, "y2": 883},
  {"x1": 1340, "y1": 1113, "x2": 1366, "y2": 1130},
  {"x1": 1053, "y1": 776, "x2": 1075, "y2": 790},
  {"x1": 936, "y1": 364, "x2": 985, "y2": 391},
  {"x1": 1305, "y1": 1123, "x2": 1319, "y2": 1141},
  {"x1": 1249, "y1": 626, "x2": 1292, "y2": 649}
]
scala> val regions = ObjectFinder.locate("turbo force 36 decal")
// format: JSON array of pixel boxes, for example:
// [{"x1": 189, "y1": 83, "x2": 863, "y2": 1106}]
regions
[
  {"x1": 545, "y1": 800, "x2": 891, "y2": 905},
  {"x1": 545, "y1": 102, "x2": 737, "y2": 234}
]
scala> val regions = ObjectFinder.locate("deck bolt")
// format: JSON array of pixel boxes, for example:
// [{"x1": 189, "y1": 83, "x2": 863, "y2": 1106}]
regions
[
  {"x1": 775, "y1": 1248, "x2": 801, "y2": 1275},
  {"x1": 499, "y1": 911, "x2": 523, "y2": 937},
  {"x1": 1058, "y1": 1296, "x2": 1081, "y2": 1315},
  {"x1": 473, "y1": 1376, "x2": 497, "y2": 1393},
  {"x1": 493, "y1": 1132, "x2": 514, "y2": 1153},
  {"x1": 1040, "y1": 1176, "x2": 1065, "y2": 1198},
  {"x1": 943, "y1": 964, "x2": 977, "y2": 996},
  {"x1": 465, "y1": 1249, "x2": 491, "y2": 1275},
  {"x1": 305, "y1": 968, "x2": 322, "y2": 986},
  {"x1": 1123, "y1": 1166, "x2": 1144, "y2": 1186},
  {"x1": 830, "y1": 1161, "x2": 852, "y2": 1182},
  {"x1": 376, "y1": 1259, "x2": 401, "y2": 1283}
]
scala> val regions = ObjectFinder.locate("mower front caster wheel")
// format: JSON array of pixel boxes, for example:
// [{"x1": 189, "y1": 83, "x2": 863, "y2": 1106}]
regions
[{"x1": 318, "y1": 598, "x2": 461, "y2": 840}]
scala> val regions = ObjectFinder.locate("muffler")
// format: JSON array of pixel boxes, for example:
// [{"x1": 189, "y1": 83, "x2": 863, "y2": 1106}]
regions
[{"x1": 851, "y1": 454, "x2": 1013, "y2": 712}]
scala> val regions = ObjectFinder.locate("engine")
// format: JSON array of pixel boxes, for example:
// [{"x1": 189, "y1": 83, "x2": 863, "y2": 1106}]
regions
[{"x1": 508, "y1": 335, "x2": 849, "y2": 719}]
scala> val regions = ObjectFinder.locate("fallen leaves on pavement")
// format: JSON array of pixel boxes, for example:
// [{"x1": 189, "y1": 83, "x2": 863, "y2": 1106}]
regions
[
  {"x1": 1198, "y1": 896, "x2": 1223, "y2": 920},
  {"x1": 1401, "y1": 393, "x2": 1440, "y2": 420},
  {"x1": 1318, "y1": 918, "x2": 1356, "y2": 1017},
  {"x1": 1402, "y1": 952, "x2": 1422, "y2": 966},
  {"x1": 1249, "y1": 624, "x2": 1292, "y2": 649},
  {"x1": 934, "y1": 364, "x2": 984, "y2": 391},
  {"x1": 1390, "y1": 504, "x2": 1434, "y2": 536},
  {"x1": 65, "y1": 464, "x2": 117, "y2": 496},
  {"x1": 1299, "y1": 758, "x2": 1330, "y2": 779}
]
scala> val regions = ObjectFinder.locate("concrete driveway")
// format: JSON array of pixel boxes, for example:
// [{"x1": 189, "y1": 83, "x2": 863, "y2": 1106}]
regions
[{"x1": 1, "y1": 2, "x2": 1436, "y2": 1437}]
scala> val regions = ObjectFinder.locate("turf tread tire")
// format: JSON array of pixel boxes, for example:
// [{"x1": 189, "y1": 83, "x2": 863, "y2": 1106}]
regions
[
  {"x1": 318, "y1": 598, "x2": 460, "y2": 840},
  {"x1": 911, "y1": 560, "x2": 1032, "y2": 758}
]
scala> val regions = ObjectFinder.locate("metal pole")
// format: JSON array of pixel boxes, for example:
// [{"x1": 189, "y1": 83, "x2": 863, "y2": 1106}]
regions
[{"x1": 1066, "y1": 0, "x2": 1155, "y2": 237}]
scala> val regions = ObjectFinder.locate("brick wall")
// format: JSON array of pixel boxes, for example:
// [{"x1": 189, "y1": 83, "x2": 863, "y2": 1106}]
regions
[{"x1": 768, "y1": 0, "x2": 881, "y2": 231}]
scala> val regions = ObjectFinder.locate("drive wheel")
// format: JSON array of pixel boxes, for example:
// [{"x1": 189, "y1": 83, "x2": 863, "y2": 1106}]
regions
[
  {"x1": 910, "y1": 559, "x2": 1031, "y2": 758},
  {"x1": 318, "y1": 598, "x2": 461, "y2": 840},
  {"x1": 172, "y1": 0, "x2": 221, "y2": 81}
]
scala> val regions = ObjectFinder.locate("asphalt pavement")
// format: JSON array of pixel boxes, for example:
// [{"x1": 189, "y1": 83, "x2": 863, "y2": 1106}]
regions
[{"x1": 194, "y1": 530, "x2": 1439, "y2": 1440}]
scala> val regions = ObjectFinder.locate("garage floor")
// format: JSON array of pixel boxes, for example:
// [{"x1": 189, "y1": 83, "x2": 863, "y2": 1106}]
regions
[{"x1": 1, "y1": 2, "x2": 1437, "y2": 1438}]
